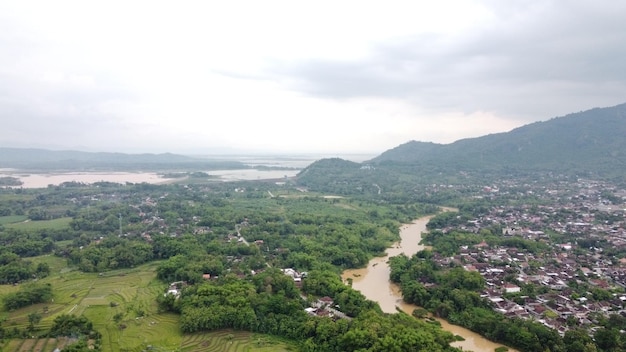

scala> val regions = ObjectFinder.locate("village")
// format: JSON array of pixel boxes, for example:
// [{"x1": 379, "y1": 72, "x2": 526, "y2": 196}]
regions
[
  {"x1": 426, "y1": 178, "x2": 626, "y2": 336},
  {"x1": 64, "y1": 178, "x2": 626, "y2": 338}
]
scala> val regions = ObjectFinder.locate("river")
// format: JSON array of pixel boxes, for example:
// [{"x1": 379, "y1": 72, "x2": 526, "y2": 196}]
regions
[{"x1": 342, "y1": 214, "x2": 515, "y2": 352}]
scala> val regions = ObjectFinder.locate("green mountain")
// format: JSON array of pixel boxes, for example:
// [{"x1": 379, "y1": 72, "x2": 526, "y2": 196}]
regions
[
  {"x1": 370, "y1": 102, "x2": 626, "y2": 176},
  {"x1": 297, "y1": 103, "x2": 626, "y2": 197}
]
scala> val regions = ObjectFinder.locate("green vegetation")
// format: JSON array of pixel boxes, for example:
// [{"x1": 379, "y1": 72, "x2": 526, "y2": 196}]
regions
[
  {"x1": 3, "y1": 282, "x2": 52, "y2": 310},
  {"x1": 4, "y1": 217, "x2": 72, "y2": 231},
  {"x1": 0, "y1": 258, "x2": 297, "y2": 352},
  {"x1": 180, "y1": 330, "x2": 295, "y2": 351},
  {"x1": 0, "y1": 215, "x2": 28, "y2": 225},
  {"x1": 370, "y1": 102, "x2": 626, "y2": 179},
  {"x1": 4, "y1": 127, "x2": 624, "y2": 351},
  {"x1": 390, "y1": 252, "x2": 564, "y2": 352},
  {"x1": 1, "y1": 337, "x2": 81, "y2": 352},
  {"x1": 0, "y1": 176, "x2": 22, "y2": 187},
  {"x1": 0, "y1": 252, "x2": 50, "y2": 284},
  {"x1": 0, "y1": 181, "x2": 459, "y2": 351}
]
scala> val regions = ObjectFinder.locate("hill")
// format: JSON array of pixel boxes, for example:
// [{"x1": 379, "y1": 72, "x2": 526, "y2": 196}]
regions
[{"x1": 370, "y1": 102, "x2": 626, "y2": 177}]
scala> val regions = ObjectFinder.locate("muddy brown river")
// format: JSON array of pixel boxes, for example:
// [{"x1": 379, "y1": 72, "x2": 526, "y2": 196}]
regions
[{"x1": 342, "y1": 213, "x2": 515, "y2": 352}]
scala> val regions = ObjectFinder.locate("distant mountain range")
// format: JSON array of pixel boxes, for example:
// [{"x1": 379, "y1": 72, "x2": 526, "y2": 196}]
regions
[
  {"x1": 3, "y1": 102, "x2": 625, "y2": 177},
  {"x1": 369, "y1": 102, "x2": 626, "y2": 176},
  {"x1": 0, "y1": 148, "x2": 246, "y2": 171}
]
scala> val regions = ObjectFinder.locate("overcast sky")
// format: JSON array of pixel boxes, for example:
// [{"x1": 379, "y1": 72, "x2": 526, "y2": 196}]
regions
[{"x1": 1, "y1": 1, "x2": 625, "y2": 155}]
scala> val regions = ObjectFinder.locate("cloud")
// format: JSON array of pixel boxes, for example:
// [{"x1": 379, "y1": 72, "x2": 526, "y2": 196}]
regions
[
  {"x1": 0, "y1": 1, "x2": 625, "y2": 154},
  {"x1": 268, "y1": 1, "x2": 626, "y2": 120}
]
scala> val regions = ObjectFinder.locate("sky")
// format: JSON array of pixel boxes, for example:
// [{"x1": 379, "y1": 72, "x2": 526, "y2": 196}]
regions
[{"x1": 1, "y1": 1, "x2": 625, "y2": 155}]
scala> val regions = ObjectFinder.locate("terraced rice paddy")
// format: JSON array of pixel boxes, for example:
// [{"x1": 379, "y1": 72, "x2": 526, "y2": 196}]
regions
[
  {"x1": 3, "y1": 337, "x2": 72, "y2": 352},
  {"x1": 1, "y1": 257, "x2": 296, "y2": 352},
  {"x1": 181, "y1": 330, "x2": 294, "y2": 352}
]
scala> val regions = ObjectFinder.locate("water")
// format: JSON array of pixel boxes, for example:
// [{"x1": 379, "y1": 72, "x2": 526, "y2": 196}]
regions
[
  {"x1": 0, "y1": 153, "x2": 376, "y2": 188},
  {"x1": 342, "y1": 214, "x2": 515, "y2": 352},
  {"x1": 207, "y1": 169, "x2": 299, "y2": 181},
  {"x1": 0, "y1": 169, "x2": 301, "y2": 188},
  {"x1": 0, "y1": 172, "x2": 170, "y2": 188}
]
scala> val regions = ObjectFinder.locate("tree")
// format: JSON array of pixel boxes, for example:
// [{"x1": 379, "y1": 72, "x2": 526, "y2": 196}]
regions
[
  {"x1": 49, "y1": 314, "x2": 100, "y2": 339},
  {"x1": 36, "y1": 262, "x2": 51, "y2": 277},
  {"x1": 28, "y1": 312, "x2": 42, "y2": 331},
  {"x1": 3, "y1": 283, "x2": 53, "y2": 310},
  {"x1": 594, "y1": 328, "x2": 621, "y2": 352},
  {"x1": 412, "y1": 308, "x2": 429, "y2": 319}
]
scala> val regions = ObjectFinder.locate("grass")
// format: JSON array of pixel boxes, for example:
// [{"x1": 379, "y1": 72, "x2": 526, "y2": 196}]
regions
[
  {"x1": 0, "y1": 215, "x2": 28, "y2": 225},
  {"x1": 0, "y1": 257, "x2": 297, "y2": 352},
  {"x1": 0, "y1": 282, "x2": 20, "y2": 296},
  {"x1": 4, "y1": 217, "x2": 72, "y2": 230},
  {"x1": 0, "y1": 193, "x2": 36, "y2": 202}
]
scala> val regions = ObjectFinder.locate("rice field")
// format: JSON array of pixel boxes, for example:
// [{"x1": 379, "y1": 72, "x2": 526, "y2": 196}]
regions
[
  {"x1": 0, "y1": 215, "x2": 28, "y2": 225},
  {"x1": 1, "y1": 337, "x2": 73, "y2": 352},
  {"x1": 3, "y1": 217, "x2": 72, "y2": 230},
  {"x1": 181, "y1": 330, "x2": 295, "y2": 352},
  {"x1": 0, "y1": 257, "x2": 297, "y2": 352}
]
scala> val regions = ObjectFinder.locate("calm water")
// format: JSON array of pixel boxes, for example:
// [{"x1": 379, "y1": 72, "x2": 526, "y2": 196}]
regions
[
  {"x1": 0, "y1": 169, "x2": 302, "y2": 188},
  {"x1": 0, "y1": 153, "x2": 377, "y2": 188},
  {"x1": 0, "y1": 172, "x2": 170, "y2": 188},
  {"x1": 342, "y1": 214, "x2": 515, "y2": 352},
  {"x1": 208, "y1": 169, "x2": 299, "y2": 181}
]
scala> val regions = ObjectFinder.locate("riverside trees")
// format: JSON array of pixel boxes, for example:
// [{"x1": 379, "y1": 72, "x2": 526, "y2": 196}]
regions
[{"x1": 390, "y1": 251, "x2": 565, "y2": 352}]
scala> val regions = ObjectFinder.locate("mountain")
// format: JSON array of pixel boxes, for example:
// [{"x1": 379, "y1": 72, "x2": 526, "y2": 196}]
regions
[
  {"x1": 370, "y1": 102, "x2": 626, "y2": 176},
  {"x1": 0, "y1": 148, "x2": 247, "y2": 170},
  {"x1": 296, "y1": 103, "x2": 626, "y2": 196}
]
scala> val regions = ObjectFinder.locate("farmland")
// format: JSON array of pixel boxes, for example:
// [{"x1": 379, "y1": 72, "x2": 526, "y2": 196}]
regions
[
  {"x1": 0, "y1": 256, "x2": 295, "y2": 352},
  {"x1": 2, "y1": 217, "x2": 72, "y2": 231}
]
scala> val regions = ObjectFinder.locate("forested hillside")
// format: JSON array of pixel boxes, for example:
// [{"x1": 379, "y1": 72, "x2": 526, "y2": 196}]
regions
[{"x1": 370, "y1": 103, "x2": 626, "y2": 177}]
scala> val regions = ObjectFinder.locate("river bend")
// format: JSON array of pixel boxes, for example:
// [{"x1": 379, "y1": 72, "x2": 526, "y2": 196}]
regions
[{"x1": 342, "y1": 214, "x2": 515, "y2": 352}]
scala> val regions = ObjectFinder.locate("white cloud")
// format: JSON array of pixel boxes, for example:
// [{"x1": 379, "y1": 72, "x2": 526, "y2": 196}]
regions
[{"x1": 0, "y1": 1, "x2": 625, "y2": 154}]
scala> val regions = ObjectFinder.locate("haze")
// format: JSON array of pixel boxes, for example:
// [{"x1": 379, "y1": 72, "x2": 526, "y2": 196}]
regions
[{"x1": 1, "y1": 1, "x2": 625, "y2": 155}]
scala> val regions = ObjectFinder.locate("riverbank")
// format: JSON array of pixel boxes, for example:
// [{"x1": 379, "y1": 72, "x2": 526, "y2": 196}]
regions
[{"x1": 342, "y1": 214, "x2": 515, "y2": 352}]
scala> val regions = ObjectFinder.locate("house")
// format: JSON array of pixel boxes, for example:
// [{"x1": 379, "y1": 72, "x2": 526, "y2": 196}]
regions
[
  {"x1": 318, "y1": 296, "x2": 334, "y2": 307},
  {"x1": 165, "y1": 281, "x2": 187, "y2": 298},
  {"x1": 504, "y1": 283, "x2": 521, "y2": 293}
]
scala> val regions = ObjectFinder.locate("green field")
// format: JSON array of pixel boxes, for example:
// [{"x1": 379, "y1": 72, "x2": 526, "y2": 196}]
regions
[
  {"x1": 3, "y1": 217, "x2": 72, "y2": 230},
  {"x1": 0, "y1": 256, "x2": 297, "y2": 352},
  {"x1": 0, "y1": 215, "x2": 28, "y2": 225}
]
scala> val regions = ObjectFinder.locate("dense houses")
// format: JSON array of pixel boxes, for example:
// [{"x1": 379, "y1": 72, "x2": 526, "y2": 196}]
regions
[{"x1": 429, "y1": 178, "x2": 626, "y2": 335}]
